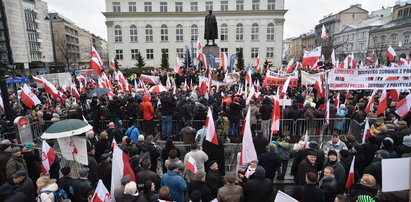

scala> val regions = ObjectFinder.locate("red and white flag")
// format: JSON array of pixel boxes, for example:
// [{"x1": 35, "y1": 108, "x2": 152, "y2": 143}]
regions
[
  {"x1": 91, "y1": 180, "x2": 112, "y2": 202},
  {"x1": 282, "y1": 77, "x2": 291, "y2": 94},
  {"x1": 91, "y1": 46, "x2": 104, "y2": 77},
  {"x1": 325, "y1": 99, "x2": 330, "y2": 126},
  {"x1": 21, "y1": 84, "x2": 41, "y2": 108},
  {"x1": 334, "y1": 93, "x2": 340, "y2": 109},
  {"x1": 388, "y1": 89, "x2": 400, "y2": 101},
  {"x1": 270, "y1": 97, "x2": 280, "y2": 135},
  {"x1": 365, "y1": 89, "x2": 377, "y2": 114},
  {"x1": 310, "y1": 57, "x2": 321, "y2": 71},
  {"x1": 386, "y1": 46, "x2": 396, "y2": 62},
  {"x1": 110, "y1": 146, "x2": 136, "y2": 195},
  {"x1": 109, "y1": 59, "x2": 116, "y2": 71},
  {"x1": 205, "y1": 107, "x2": 218, "y2": 145},
  {"x1": 41, "y1": 140, "x2": 56, "y2": 174},
  {"x1": 302, "y1": 46, "x2": 321, "y2": 67},
  {"x1": 321, "y1": 24, "x2": 328, "y2": 40},
  {"x1": 286, "y1": 58, "x2": 295, "y2": 73},
  {"x1": 241, "y1": 107, "x2": 257, "y2": 165},
  {"x1": 362, "y1": 119, "x2": 371, "y2": 144},
  {"x1": 303, "y1": 131, "x2": 309, "y2": 149},
  {"x1": 400, "y1": 58, "x2": 410, "y2": 66},
  {"x1": 186, "y1": 155, "x2": 198, "y2": 174},
  {"x1": 255, "y1": 55, "x2": 260, "y2": 72},
  {"x1": 376, "y1": 89, "x2": 387, "y2": 116},
  {"x1": 32, "y1": 76, "x2": 43, "y2": 84},
  {"x1": 220, "y1": 52, "x2": 228, "y2": 72},
  {"x1": 348, "y1": 53, "x2": 357, "y2": 69},
  {"x1": 345, "y1": 156, "x2": 356, "y2": 189},
  {"x1": 396, "y1": 93, "x2": 411, "y2": 119},
  {"x1": 331, "y1": 49, "x2": 336, "y2": 67},
  {"x1": 366, "y1": 51, "x2": 375, "y2": 64},
  {"x1": 174, "y1": 55, "x2": 182, "y2": 76},
  {"x1": 111, "y1": 139, "x2": 117, "y2": 149},
  {"x1": 71, "y1": 84, "x2": 80, "y2": 98},
  {"x1": 41, "y1": 77, "x2": 59, "y2": 100}
]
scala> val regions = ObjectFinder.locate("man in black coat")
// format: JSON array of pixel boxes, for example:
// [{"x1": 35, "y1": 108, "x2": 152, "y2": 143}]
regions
[
  {"x1": 299, "y1": 172, "x2": 326, "y2": 202},
  {"x1": 141, "y1": 135, "x2": 160, "y2": 172},
  {"x1": 73, "y1": 168, "x2": 94, "y2": 202},
  {"x1": 188, "y1": 171, "x2": 215, "y2": 202},
  {"x1": 95, "y1": 131, "x2": 110, "y2": 163},
  {"x1": 58, "y1": 167, "x2": 76, "y2": 200},
  {"x1": 136, "y1": 159, "x2": 161, "y2": 192},
  {"x1": 205, "y1": 161, "x2": 224, "y2": 198},
  {"x1": 259, "y1": 144, "x2": 281, "y2": 181},
  {"x1": 253, "y1": 132, "x2": 269, "y2": 158},
  {"x1": 203, "y1": 137, "x2": 225, "y2": 175},
  {"x1": 244, "y1": 166, "x2": 273, "y2": 202},
  {"x1": 97, "y1": 153, "x2": 112, "y2": 191},
  {"x1": 291, "y1": 141, "x2": 324, "y2": 183},
  {"x1": 259, "y1": 97, "x2": 273, "y2": 139},
  {"x1": 160, "y1": 92, "x2": 176, "y2": 138},
  {"x1": 108, "y1": 96, "x2": 122, "y2": 128},
  {"x1": 87, "y1": 146, "x2": 99, "y2": 187},
  {"x1": 228, "y1": 97, "x2": 243, "y2": 142}
]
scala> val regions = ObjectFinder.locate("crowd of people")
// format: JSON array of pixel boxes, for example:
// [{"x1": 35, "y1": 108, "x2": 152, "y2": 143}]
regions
[{"x1": 0, "y1": 67, "x2": 410, "y2": 202}]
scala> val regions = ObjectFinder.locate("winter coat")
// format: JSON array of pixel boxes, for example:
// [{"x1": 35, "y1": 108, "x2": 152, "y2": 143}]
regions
[
  {"x1": 16, "y1": 177, "x2": 35, "y2": 201},
  {"x1": 125, "y1": 126, "x2": 141, "y2": 143},
  {"x1": 259, "y1": 99, "x2": 273, "y2": 120},
  {"x1": 140, "y1": 142, "x2": 160, "y2": 172},
  {"x1": 217, "y1": 183, "x2": 244, "y2": 202},
  {"x1": 253, "y1": 136, "x2": 269, "y2": 158},
  {"x1": 0, "y1": 181, "x2": 26, "y2": 202},
  {"x1": 87, "y1": 154, "x2": 99, "y2": 187},
  {"x1": 258, "y1": 151, "x2": 281, "y2": 180},
  {"x1": 363, "y1": 160, "x2": 382, "y2": 187},
  {"x1": 38, "y1": 182, "x2": 58, "y2": 202},
  {"x1": 188, "y1": 181, "x2": 214, "y2": 202},
  {"x1": 334, "y1": 109, "x2": 348, "y2": 130},
  {"x1": 97, "y1": 162, "x2": 112, "y2": 191},
  {"x1": 122, "y1": 193, "x2": 148, "y2": 202},
  {"x1": 277, "y1": 142, "x2": 292, "y2": 160},
  {"x1": 136, "y1": 168, "x2": 161, "y2": 191},
  {"x1": 160, "y1": 96, "x2": 176, "y2": 116},
  {"x1": 301, "y1": 184, "x2": 326, "y2": 202},
  {"x1": 108, "y1": 100, "x2": 122, "y2": 118},
  {"x1": 349, "y1": 183, "x2": 378, "y2": 202},
  {"x1": 322, "y1": 140, "x2": 348, "y2": 159},
  {"x1": 318, "y1": 177, "x2": 338, "y2": 202},
  {"x1": 243, "y1": 105, "x2": 259, "y2": 125},
  {"x1": 95, "y1": 139, "x2": 110, "y2": 163},
  {"x1": 322, "y1": 160, "x2": 346, "y2": 194},
  {"x1": 244, "y1": 177, "x2": 273, "y2": 202},
  {"x1": 297, "y1": 159, "x2": 317, "y2": 185},
  {"x1": 206, "y1": 169, "x2": 224, "y2": 198},
  {"x1": 203, "y1": 137, "x2": 226, "y2": 175},
  {"x1": 58, "y1": 176, "x2": 75, "y2": 200},
  {"x1": 183, "y1": 149, "x2": 209, "y2": 182},
  {"x1": 5, "y1": 155, "x2": 28, "y2": 180},
  {"x1": 140, "y1": 95, "x2": 154, "y2": 120},
  {"x1": 164, "y1": 158, "x2": 184, "y2": 174},
  {"x1": 0, "y1": 152, "x2": 10, "y2": 182},
  {"x1": 292, "y1": 149, "x2": 324, "y2": 183},
  {"x1": 181, "y1": 126, "x2": 196, "y2": 145},
  {"x1": 122, "y1": 143, "x2": 139, "y2": 157},
  {"x1": 161, "y1": 172, "x2": 187, "y2": 202},
  {"x1": 228, "y1": 102, "x2": 243, "y2": 122},
  {"x1": 22, "y1": 150, "x2": 41, "y2": 183},
  {"x1": 73, "y1": 178, "x2": 94, "y2": 202}
]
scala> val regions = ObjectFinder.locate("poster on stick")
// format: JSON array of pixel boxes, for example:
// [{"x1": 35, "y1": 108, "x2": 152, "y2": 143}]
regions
[{"x1": 263, "y1": 70, "x2": 298, "y2": 87}]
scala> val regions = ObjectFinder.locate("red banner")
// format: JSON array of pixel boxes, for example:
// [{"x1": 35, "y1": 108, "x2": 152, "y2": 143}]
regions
[{"x1": 262, "y1": 70, "x2": 298, "y2": 87}]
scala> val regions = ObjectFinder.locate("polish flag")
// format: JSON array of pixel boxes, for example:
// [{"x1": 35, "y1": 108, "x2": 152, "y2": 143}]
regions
[
  {"x1": 325, "y1": 99, "x2": 330, "y2": 126},
  {"x1": 32, "y1": 76, "x2": 43, "y2": 84},
  {"x1": 111, "y1": 139, "x2": 117, "y2": 149},
  {"x1": 310, "y1": 57, "x2": 321, "y2": 71},
  {"x1": 321, "y1": 24, "x2": 328, "y2": 40},
  {"x1": 71, "y1": 84, "x2": 80, "y2": 98},
  {"x1": 375, "y1": 58, "x2": 379, "y2": 68},
  {"x1": 21, "y1": 84, "x2": 41, "y2": 108},
  {"x1": 189, "y1": 80, "x2": 193, "y2": 91},
  {"x1": 366, "y1": 51, "x2": 375, "y2": 64},
  {"x1": 386, "y1": 46, "x2": 396, "y2": 62},
  {"x1": 331, "y1": 49, "x2": 336, "y2": 67},
  {"x1": 41, "y1": 140, "x2": 56, "y2": 174},
  {"x1": 241, "y1": 107, "x2": 257, "y2": 164},
  {"x1": 348, "y1": 53, "x2": 356, "y2": 69},
  {"x1": 109, "y1": 59, "x2": 117, "y2": 71},
  {"x1": 345, "y1": 156, "x2": 356, "y2": 189},
  {"x1": 395, "y1": 93, "x2": 411, "y2": 119},
  {"x1": 79, "y1": 81, "x2": 86, "y2": 94},
  {"x1": 334, "y1": 93, "x2": 340, "y2": 109},
  {"x1": 91, "y1": 46, "x2": 104, "y2": 77},
  {"x1": 365, "y1": 89, "x2": 377, "y2": 114},
  {"x1": 387, "y1": 89, "x2": 400, "y2": 101},
  {"x1": 110, "y1": 145, "x2": 136, "y2": 195},
  {"x1": 282, "y1": 77, "x2": 291, "y2": 94},
  {"x1": 270, "y1": 97, "x2": 280, "y2": 135},
  {"x1": 286, "y1": 58, "x2": 295, "y2": 73},
  {"x1": 400, "y1": 58, "x2": 410, "y2": 66},
  {"x1": 186, "y1": 155, "x2": 198, "y2": 175},
  {"x1": 302, "y1": 46, "x2": 321, "y2": 67},
  {"x1": 205, "y1": 107, "x2": 218, "y2": 145},
  {"x1": 41, "y1": 77, "x2": 59, "y2": 100},
  {"x1": 174, "y1": 55, "x2": 182, "y2": 76},
  {"x1": 139, "y1": 79, "x2": 148, "y2": 93},
  {"x1": 91, "y1": 180, "x2": 112, "y2": 202},
  {"x1": 196, "y1": 38, "x2": 202, "y2": 58},
  {"x1": 376, "y1": 89, "x2": 387, "y2": 116},
  {"x1": 59, "y1": 92, "x2": 67, "y2": 100},
  {"x1": 362, "y1": 119, "x2": 371, "y2": 144},
  {"x1": 255, "y1": 55, "x2": 260, "y2": 72},
  {"x1": 221, "y1": 52, "x2": 228, "y2": 72},
  {"x1": 303, "y1": 131, "x2": 309, "y2": 149},
  {"x1": 183, "y1": 79, "x2": 189, "y2": 90}
]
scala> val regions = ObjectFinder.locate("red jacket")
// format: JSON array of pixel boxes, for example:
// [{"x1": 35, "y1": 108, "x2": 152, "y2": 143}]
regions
[{"x1": 140, "y1": 94, "x2": 154, "y2": 120}]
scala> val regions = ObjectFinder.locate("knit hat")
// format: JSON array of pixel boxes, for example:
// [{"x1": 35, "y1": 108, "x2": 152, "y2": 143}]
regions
[
  {"x1": 11, "y1": 146, "x2": 21, "y2": 154},
  {"x1": 254, "y1": 166, "x2": 265, "y2": 178},
  {"x1": 168, "y1": 162, "x2": 179, "y2": 171},
  {"x1": 225, "y1": 172, "x2": 236, "y2": 183},
  {"x1": 357, "y1": 195, "x2": 375, "y2": 202},
  {"x1": 138, "y1": 135, "x2": 145, "y2": 142},
  {"x1": 233, "y1": 97, "x2": 239, "y2": 103},
  {"x1": 208, "y1": 160, "x2": 217, "y2": 168},
  {"x1": 375, "y1": 150, "x2": 390, "y2": 159},
  {"x1": 328, "y1": 150, "x2": 338, "y2": 157},
  {"x1": 308, "y1": 141, "x2": 319, "y2": 149},
  {"x1": 382, "y1": 137, "x2": 394, "y2": 148},
  {"x1": 307, "y1": 150, "x2": 317, "y2": 157},
  {"x1": 25, "y1": 142, "x2": 33, "y2": 149}
]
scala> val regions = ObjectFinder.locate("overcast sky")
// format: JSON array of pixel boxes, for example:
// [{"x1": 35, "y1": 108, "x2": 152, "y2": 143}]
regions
[{"x1": 45, "y1": 0, "x2": 396, "y2": 41}]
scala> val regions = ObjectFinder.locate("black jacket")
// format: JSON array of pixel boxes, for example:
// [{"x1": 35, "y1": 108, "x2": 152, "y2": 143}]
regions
[
  {"x1": 73, "y1": 178, "x2": 94, "y2": 202},
  {"x1": 160, "y1": 96, "x2": 176, "y2": 116},
  {"x1": 58, "y1": 176, "x2": 75, "y2": 200},
  {"x1": 319, "y1": 177, "x2": 338, "y2": 202},
  {"x1": 206, "y1": 169, "x2": 224, "y2": 198},
  {"x1": 228, "y1": 102, "x2": 243, "y2": 122},
  {"x1": 244, "y1": 177, "x2": 273, "y2": 202},
  {"x1": 259, "y1": 101, "x2": 273, "y2": 120},
  {"x1": 136, "y1": 169, "x2": 161, "y2": 192},
  {"x1": 301, "y1": 184, "x2": 326, "y2": 202},
  {"x1": 188, "y1": 181, "x2": 215, "y2": 202},
  {"x1": 253, "y1": 136, "x2": 269, "y2": 158},
  {"x1": 95, "y1": 139, "x2": 110, "y2": 163},
  {"x1": 87, "y1": 154, "x2": 99, "y2": 187},
  {"x1": 349, "y1": 183, "x2": 378, "y2": 202},
  {"x1": 259, "y1": 151, "x2": 281, "y2": 180}
]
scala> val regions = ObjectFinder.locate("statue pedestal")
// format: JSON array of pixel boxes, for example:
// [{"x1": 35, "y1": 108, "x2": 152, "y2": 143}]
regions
[{"x1": 203, "y1": 45, "x2": 220, "y2": 68}]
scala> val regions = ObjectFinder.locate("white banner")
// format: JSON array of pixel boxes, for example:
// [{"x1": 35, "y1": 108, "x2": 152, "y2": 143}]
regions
[
  {"x1": 57, "y1": 136, "x2": 88, "y2": 165},
  {"x1": 329, "y1": 80, "x2": 411, "y2": 90},
  {"x1": 330, "y1": 66, "x2": 411, "y2": 78},
  {"x1": 301, "y1": 71, "x2": 322, "y2": 85},
  {"x1": 381, "y1": 158, "x2": 410, "y2": 192}
]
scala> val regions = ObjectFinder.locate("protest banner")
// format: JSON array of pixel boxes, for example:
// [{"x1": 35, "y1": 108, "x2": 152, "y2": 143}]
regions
[
  {"x1": 329, "y1": 78, "x2": 411, "y2": 90},
  {"x1": 330, "y1": 66, "x2": 411, "y2": 78},
  {"x1": 381, "y1": 158, "x2": 410, "y2": 192},
  {"x1": 301, "y1": 71, "x2": 322, "y2": 85},
  {"x1": 262, "y1": 70, "x2": 298, "y2": 87}
]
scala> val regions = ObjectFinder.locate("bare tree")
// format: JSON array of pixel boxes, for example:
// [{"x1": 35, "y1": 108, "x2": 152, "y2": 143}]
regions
[{"x1": 55, "y1": 38, "x2": 79, "y2": 68}]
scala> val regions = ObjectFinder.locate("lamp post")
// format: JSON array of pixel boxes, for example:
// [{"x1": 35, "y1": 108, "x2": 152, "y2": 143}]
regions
[{"x1": 44, "y1": 11, "x2": 57, "y2": 73}]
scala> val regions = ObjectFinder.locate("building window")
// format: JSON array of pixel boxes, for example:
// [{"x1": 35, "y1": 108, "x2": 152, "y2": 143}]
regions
[
  {"x1": 176, "y1": 24, "x2": 184, "y2": 41},
  {"x1": 131, "y1": 49, "x2": 139, "y2": 60},
  {"x1": 220, "y1": 1, "x2": 228, "y2": 11},
  {"x1": 144, "y1": 2, "x2": 152, "y2": 12},
  {"x1": 403, "y1": 8, "x2": 409, "y2": 18},
  {"x1": 267, "y1": 0, "x2": 275, "y2": 10},
  {"x1": 252, "y1": 0, "x2": 260, "y2": 10},
  {"x1": 267, "y1": 23, "x2": 274, "y2": 40},
  {"x1": 236, "y1": 23, "x2": 243, "y2": 40},
  {"x1": 130, "y1": 25, "x2": 137, "y2": 42},
  {"x1": 236, "y1": 47, "x2": 243, "y2": 53},
  {"x1": 221, "y1": 48, "x2": 228, "y2": 54},
  {"x1": 161, "y1": 24, "x2": 168, "y2": 42},
  {"x1": 161, "y1": 49, "x2": 169, "y2": 59},
  {"x1": 381, "y1": 35, "x2": 386, "y2": 44},
  {"x1": 160, "y1": 2, "x2": 168, "y2": 12},
  {"x1": 391, "y1": 34, "x2": 397, "y2": 46},
  {"x1": 128, "y1": 2, "x2": 136, "y2": 12},
  {"x1": 146, "y1": 49, "x2": 154, "y2": 59},
  {"x1": 176, "y1": 48, "x2": 184, "y2": 59},
  {"x1": 114, "y1": 25, "x2": 122, "y2": 42},
  {"x1": 112, "y1": 2, "x2": 121, "y2": 12},
  {"x1": 398, "y1": 10, "x2": 403, "y2": 18},
  {"x1": 405, "y1": 34, "x2": 410, "y2": 44},
  {"x1": 251, "y1": 23, "x2": 259, "y2": 41},
  {"x1": 221, "y1": 24, "x2": 228, "y2": 41},
  {"x1": 191, "y1": 2, "x2": 198, "y2": 12},
  {"x1": 175, "y1": 2, "x2": 183, "y2": 12},
  {"x1": 145, "y1": 25, "x2": 153, "y2": 42},
  {"x1": 236, "y1": 0, "x2": 244, "y2": 11},
  {"x1": 206, "y1": 1, "x2": 213, "y2": 11},
  {"x1": 251, "y1": 48, "x2": 258, "y2": 58},
  {"x1": 191, "y1": 24, "x2": 198, "y2": 41},
  {"x1": 266, "y1": 47, "x2": 274, "y2": 58},
  {"x1": 115, "y1": 49, "x2": 123, "y2": 60}
]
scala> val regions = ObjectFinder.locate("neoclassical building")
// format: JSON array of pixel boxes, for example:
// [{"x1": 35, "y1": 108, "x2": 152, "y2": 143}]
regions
[{"x1": 103, "y1": 0, "x2": 287, "y2": 68}]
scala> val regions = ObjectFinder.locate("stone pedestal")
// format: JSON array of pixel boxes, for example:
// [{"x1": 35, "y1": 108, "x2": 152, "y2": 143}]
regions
[{"x1": 203, "y1": 45, "x2": 220, "y2": 67}]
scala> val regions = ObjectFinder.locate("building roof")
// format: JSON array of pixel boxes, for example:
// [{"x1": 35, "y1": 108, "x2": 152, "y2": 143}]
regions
[
  {"x1": 369, "y1": 17, "x2": 411, "y2": 33},
  {"x1": 336, "y1": 16, "x2": 391, "y2": 34}
]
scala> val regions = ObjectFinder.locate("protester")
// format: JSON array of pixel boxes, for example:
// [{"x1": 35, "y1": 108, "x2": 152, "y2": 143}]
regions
[
  {"x1": 244, "y1": 166, "x2": 273, "y2": 202},
  {"x1": 161, "y1": 163, "x2": 187, "y2": 202},
  {"x1": 217, "y1": 172, "x2": 243, "y2": 202}
]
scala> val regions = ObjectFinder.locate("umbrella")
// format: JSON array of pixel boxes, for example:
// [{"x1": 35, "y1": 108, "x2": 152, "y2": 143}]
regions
[
  {"x1": 88, "y1": 88, "x2": 111, "y2": 98},
  {"x1": 148, "y1": 84, "x2": 169, "y2": 93},
  {"x1": 41, "y1": 119, "x2": 93, "y2": 139}
]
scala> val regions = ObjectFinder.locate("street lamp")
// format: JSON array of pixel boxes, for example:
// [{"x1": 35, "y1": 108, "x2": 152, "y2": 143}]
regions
[{"x1": 44, "y1": 11, "x2": 58, "y2": 73}]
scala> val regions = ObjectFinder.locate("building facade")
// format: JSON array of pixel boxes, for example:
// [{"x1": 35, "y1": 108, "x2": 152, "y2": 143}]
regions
[
  {"x1": 3, "y1": 0, "x2": 54, "y2": 75},
  {"x1": 104, "y1": 0, "x2": 287, "y2": 68},
  {"x1": 289, "y1": 36, "x2": 302, "y2": 60}
]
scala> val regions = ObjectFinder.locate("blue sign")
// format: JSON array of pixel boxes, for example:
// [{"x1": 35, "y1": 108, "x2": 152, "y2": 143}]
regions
[
  {"x1": 229, "y1": 54, "x2": 238, "y2": 72},
  {"x1": 6, "y1": 78, "x2": 28, "y2": 84},
  {"x1": 208, "y1": 53, "x2": 215, "y2": 69}
]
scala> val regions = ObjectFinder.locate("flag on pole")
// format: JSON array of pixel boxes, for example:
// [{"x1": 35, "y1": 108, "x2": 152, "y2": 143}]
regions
[
  {"x1": 395, "y1": 93, "x2": 411, "y2": 119},
  {"x1": 110, "y1": 146, "x2": 136, "y2": 195},
  {"x1": 286, "y1": 58, "x2": 295, "y2": 73},
  {"x1": 21, "y1": 84, "x2": 41, "y2": 108},
  {"x1": 386, "y1": 46, "x2": 396, "y2": 62},
  {"x1": 303, "y1": 131, "x2": 309, "y2": 149},
  {"x1": 302, "y1": 46, "x2": 321, "y2": 67},
  {"x1": 205, "y1": 107, "x2": 218, "y2": 145},
  {"x1": 282, "y1": 77, "x2": 291, "y2": 94},
  {"x1": 376, "y1": 89, "x2": 387, "y2": 116},
  {"x1": 241, "y1": 107, "x2": 257, "y2": 165},
  {"x1": 255, "y1": 55, "x2": 260, "y2": 72},
  {"x1": 365, "y1": 89, "x2": 377, "y2": 114},
  {"x1": 362, "y1": 119, "x2": 371, "y2": 144},
  {"x1": 41, "y1": 140, "x2": 56, "y2": 174},
  {"x1": 325, "y1": 99, "x2": 330, "y2": 126},
  {"x1": 174, "y1": 55, "x2": 182, "y2": 76},
  {"x1": 334, "y1": 93, "x2": 340, "y2": 110},
  {"x1": 41, "y1": 76, "x2": 59, "y2": 100},
  {"x1": 91, "y1": 46, "x2": 104, "y2": 77},
  {"x1": 321, "y1": 24, "x2": 328, "y2": 40},
  {"x1": 345, "y1": 156, "x2": 356, "y2": 189},
  {"x1": 331, "y1": 49, "x2": 336, "y2": 67},
  {"x1": 109, "y1": 59, "x2": 116, "y2": 71},
  {"x1": 220, "y1": 52, "x2": 228, "y2": 72},
  {"x1": 186, "y1": 155, "x2": 198, "y2": 174},
  {"x1": 91, "y1": 180, "x2": 112, "y2": 202},
  {"x1": 270, "y1": 97, "x2": 280, "y2": 135}
]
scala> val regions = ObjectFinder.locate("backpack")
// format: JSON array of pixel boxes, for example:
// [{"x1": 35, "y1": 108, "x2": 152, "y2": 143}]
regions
[{"x1": 40, "y1": 189, "x2": 69, "y2": 202}]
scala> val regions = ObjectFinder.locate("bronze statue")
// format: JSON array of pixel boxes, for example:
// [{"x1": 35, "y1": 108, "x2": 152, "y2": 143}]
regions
[{"x1": 204, "y1": 10, "x2": 218, "y2": 46}]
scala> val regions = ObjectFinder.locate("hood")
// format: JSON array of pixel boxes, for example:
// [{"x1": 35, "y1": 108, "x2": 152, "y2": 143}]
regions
[
  {"x1": 254, "y1": 166, "x2": 265, "y2": 178},
  {"x1": 143, "y1": 94, "x2": 150, "y2": 102},
  {"x1": 41, "y1": 182, "x2": 58, "y2": 192}
]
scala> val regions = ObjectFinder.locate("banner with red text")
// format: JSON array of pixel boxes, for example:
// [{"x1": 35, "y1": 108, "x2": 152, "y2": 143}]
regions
[{"x1": 263, "y1": 70, "x2": 298, "y2": 87}]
